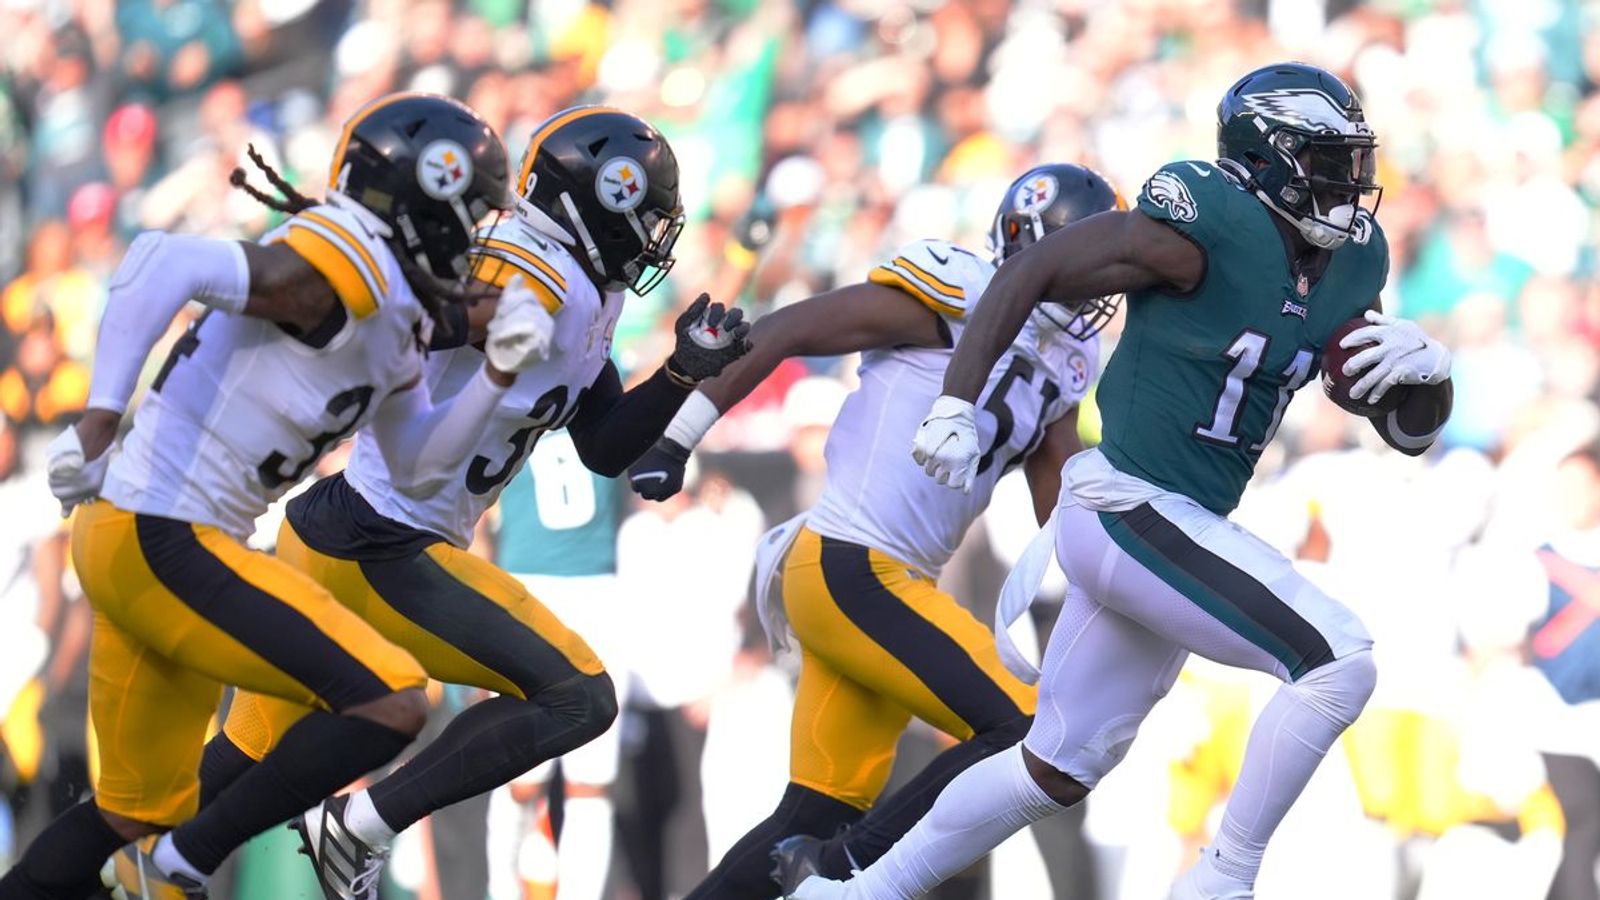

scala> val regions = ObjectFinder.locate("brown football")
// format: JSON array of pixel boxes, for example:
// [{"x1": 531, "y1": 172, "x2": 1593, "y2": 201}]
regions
[{"x1": 1321, "y1": 317, "x2": 1407, "y2": 417}]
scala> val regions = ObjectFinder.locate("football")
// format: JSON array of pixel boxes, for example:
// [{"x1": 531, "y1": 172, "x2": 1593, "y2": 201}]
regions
[{"x1": 1321, "y1": 316, "x2": 1407, "y2": 417}]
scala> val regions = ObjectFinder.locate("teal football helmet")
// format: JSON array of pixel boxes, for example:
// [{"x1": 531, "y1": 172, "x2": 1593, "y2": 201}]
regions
[{"x1": 1216, "y1": 62, "x2": 1381, "y2": 249}]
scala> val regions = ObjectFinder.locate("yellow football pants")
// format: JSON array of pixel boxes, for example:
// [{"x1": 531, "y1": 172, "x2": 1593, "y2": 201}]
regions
[
  {"x1": 224, "y1": 518, "x2": 604, "y2": 761},
  {"x1": 73, "y1": 501, "x2": 425, "y2": 825},
  {"x1": 784, "y1": 528, "x2": 1037, "y2": 810}
]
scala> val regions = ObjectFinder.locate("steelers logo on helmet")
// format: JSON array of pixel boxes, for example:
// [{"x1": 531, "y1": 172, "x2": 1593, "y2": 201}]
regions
[
  {"x1": 416, "y1": 139, "x2": 474, "y2": 200},
  {"x1": 1013, "y1": 173, "x2": 1059, "y2": 214},
  {"x1": 596, "y1": 156, "x2": 648, "y2": 213}
]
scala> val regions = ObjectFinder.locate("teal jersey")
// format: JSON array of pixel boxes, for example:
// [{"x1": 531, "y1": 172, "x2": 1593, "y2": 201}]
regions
[
  {"x1": 495, "y1": 430, "x2": 621, "y2": 577},
  {"x1": 1097, "y1": 160, "x2": 1389, "y2": 515}
]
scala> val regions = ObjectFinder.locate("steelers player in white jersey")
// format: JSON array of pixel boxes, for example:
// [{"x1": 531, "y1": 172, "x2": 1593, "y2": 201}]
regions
[
  {"x1": 625, "y1": 164, "x2": 1123, "y2": 897},
  {"x1": 0, "y1": 93, "x2": 566, "y2": 900},
  {"x1": 187, "y1": 107, "x2": 753, "y2": 900}
]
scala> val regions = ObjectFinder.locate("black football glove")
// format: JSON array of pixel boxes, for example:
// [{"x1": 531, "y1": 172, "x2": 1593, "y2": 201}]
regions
[
  {"x1": 665, "y1": 294, "x2": 753, "y2": 385},
  {"x1": 629, "y1": 437, "x2": 691, "y2": 501}
]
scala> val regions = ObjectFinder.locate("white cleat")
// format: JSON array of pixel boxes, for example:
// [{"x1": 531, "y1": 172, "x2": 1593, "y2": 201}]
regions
[
  {"x1": 291, "y1": 795, "x2": 391, "y2": 900},
  {"x1": 787, "y1": 874, "x2": 855, "y2": 899},
  {"x1": 1168, "y1": 849, "x2": 1254, "y2": 900}
]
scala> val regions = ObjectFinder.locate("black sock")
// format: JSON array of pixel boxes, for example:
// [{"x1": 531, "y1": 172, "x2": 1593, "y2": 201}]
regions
[
  {"x1": 685, "y1": 783, "x2": 862, "y2": 899},
  {"x1": 0, "y1": 799, "x2": 127, "y2": 900},
  {"x1": 368, "y1": 674, "x2": 616, "y2": 833},
  {"x1": 198, "y1": 734, "x2": 259, "y2": 810},
  {"x1": 822, "y1": 715, "x2": 1032, "y2": 876},
  {"x1": 169, "y1": 711, "x2": 412, "y2": 874}
]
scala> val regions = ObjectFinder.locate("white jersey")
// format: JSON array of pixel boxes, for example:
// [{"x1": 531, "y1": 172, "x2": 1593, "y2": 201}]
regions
[
  {"x1": 346, "y1": 217, "x2": 622, "y2": 548},
  {"x1": 807, "y1": 239, "x2": 1098, "y2": 578},
  {"x1": 103, "y1": 203, "x2": 426, "y2": 540}
]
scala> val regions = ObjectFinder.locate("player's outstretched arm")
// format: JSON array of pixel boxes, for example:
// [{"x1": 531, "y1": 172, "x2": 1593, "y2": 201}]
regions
[
  {"x1": 367, "y1": 277, "x2": 556, "y2": 498},
  {"x1": 1023, "y1": 409, "x2": 1082, "y2": 525},
  {"x1": 914, "y1": 211, "x2": 1200, "y2": 493},
  {"x1": 571, "y1": 295, "x2": 753, "y2": 478},
  {"x1": 941, "y1": 210, "x2": 1200, "y2": 403},
  {"x1": 628, "y1": 282, "x2": 943, "y2": 500}
]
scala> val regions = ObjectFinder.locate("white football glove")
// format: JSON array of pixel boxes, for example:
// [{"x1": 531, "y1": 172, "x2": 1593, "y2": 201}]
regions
[
  {"x1": 47, "y1": 424, "x2": 110, "y2": 516},
  {"x1": 485, "y1": 275, "x2": 557, "y2": 374},
  {"x1": 911, "y1": 395, "x2": 981, "y2": 494},
  {"x1": 1340, "y1": 309, "x2": 1451, "y2": 405}
]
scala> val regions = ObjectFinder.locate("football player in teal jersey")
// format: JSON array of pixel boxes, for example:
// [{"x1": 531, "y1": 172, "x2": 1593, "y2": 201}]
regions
[{"x1": 791, "y1": 63, "x2": 1453, "y2": 900}]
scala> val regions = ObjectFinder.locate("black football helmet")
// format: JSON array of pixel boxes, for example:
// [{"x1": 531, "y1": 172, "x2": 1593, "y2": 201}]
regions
[
  {"x1": 1217, "y1": 62, "x2": 1381, "y2": 249},
  {"x1": 329, "y1": 92, "x2": 511, "y2": 289},
  {"x1": 513, "y1": 106, "x2": 683, "y2": 296},
  {"x1": 991, "y1": 163, "x2": 1125, "y2": 340}
]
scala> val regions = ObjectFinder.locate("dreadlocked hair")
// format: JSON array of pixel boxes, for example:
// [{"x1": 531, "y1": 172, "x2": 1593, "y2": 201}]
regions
[
  {"x1": 229, "y1": 144, "x2": 315, "y2": 214},
  {"x1": 394, "y1": 251, "x2": 501, "y2": 344}
]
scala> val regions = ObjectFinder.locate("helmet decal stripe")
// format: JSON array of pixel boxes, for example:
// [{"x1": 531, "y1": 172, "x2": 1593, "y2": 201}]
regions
[
  {"x1": 517, "y1": 106, "x2": 625, "y2": 196},
  {"x1": 329, "y1": 92, "x2": 421, "y2": 188},
  {"x1": 1238, "y1": 88, "x2": 1369, "y2": 136}
]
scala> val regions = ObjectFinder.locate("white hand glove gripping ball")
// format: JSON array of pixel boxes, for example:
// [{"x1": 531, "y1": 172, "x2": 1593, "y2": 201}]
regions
[
  {"x1": 485, "y1": 274, "x2": 558, "y2": 374},
  {"x1": 1339, "y1": 309, "x2": 1452, "y2": 405},
  {"x1": 911, "y1": 395, "x2": 981, "y2": 494}
]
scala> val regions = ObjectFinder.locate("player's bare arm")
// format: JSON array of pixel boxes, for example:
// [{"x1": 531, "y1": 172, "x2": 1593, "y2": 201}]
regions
[
  {"x1": 941, "y1": 210, "x2": 1202, "y2": 404},
  {"x1": 1023, "y1": 409, "x2": 1081, "y2": 525},
  {"x1": 239, "y1": 241, "x2": 342, "y2": 332},
  {"x1": 698, "y1": 281, "x2": 947, "y2": 414},
  {"x1": 628, "y1": 281, "x2": 942, "y2": 500}
]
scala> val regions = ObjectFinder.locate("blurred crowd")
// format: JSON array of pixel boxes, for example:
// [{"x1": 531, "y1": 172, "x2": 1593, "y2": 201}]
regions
[{"x1": 3, "y1": 0, "x2": 1600, "y2": 897}]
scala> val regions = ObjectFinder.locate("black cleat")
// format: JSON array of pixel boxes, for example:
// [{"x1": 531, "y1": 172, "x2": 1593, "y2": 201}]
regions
[
  {"x1": 772, "y1": 834, "x2": 832, "y2": 894},
  {"x1": 289, "y1": 795, "x2": 390, "y2": 900}
]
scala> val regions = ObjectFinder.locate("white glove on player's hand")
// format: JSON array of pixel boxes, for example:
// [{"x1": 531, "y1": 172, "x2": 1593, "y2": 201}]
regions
[
  {"x1": 911, "y1": 395, "x2": 981, "y2": 494},
  {"x1": 47, "y1": 424, "x2": 110, "y2": 516},
  {"x1": 1340, "y1": 309, "x2": 1451, "y2": 405},
  {"x1": 485, "y1": 275, "x2": 557, "y2": 374}
]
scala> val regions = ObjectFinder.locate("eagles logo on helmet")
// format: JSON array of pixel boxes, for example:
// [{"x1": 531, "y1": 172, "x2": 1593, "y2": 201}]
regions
[
  {"x1": 513, "y1": 107, "x2": 684, "y2": 296},
  {"x1": 991, "y1": 162, "x2": 1126, "y2": 340}
]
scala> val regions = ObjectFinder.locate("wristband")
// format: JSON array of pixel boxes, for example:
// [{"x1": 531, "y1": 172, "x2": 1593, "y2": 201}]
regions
[{"x1": 663, "y1": 390, "x2": 720, "y2": 450}]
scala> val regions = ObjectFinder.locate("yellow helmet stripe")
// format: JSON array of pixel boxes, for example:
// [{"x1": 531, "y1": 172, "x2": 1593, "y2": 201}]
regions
[
  {"x1": 516, "y1": 106, "x2": 625, "y2": 197},
  {"x1": 328, "y1": 92, "x2": 422, "y2": 189},
  {"x1": 477, "y1": 238, "x2": 567, "y2": 291}
]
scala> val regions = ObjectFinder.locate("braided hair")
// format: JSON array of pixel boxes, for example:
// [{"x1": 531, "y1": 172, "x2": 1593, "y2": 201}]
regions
[
  {"x1": 229, "y1": 144, "x2": 315, "y2": 214},
  {"x1": 230, "y1": 144, "x2": 489, "y2": 338}
]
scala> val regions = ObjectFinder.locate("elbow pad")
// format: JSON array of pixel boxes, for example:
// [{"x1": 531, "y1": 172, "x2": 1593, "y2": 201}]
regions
[{"x1": 87, "y1": 233, "x2": 251, "y2": 414}]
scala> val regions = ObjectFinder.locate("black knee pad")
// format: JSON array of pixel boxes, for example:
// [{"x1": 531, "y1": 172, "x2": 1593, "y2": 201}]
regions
[{"x1": 535, "y1": 671, "x2": 619, "y2": 743}]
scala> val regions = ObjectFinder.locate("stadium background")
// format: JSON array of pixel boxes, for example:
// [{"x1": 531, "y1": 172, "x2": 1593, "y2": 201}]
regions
[{"x1": 2, "y1": 0, "x2": 1599, "y2": 898}]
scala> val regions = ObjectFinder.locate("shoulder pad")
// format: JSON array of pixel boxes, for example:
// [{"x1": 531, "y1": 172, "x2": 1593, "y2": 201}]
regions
[
  {"x1": 468, "y1": 219, "x2": 570, "y2": 314},
  {"x1": 867, "y1": 239, "x2": 990, "y2": 320},
  {"x1": 276, "y1": 204, "x2": 394, "y2": 319}
]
